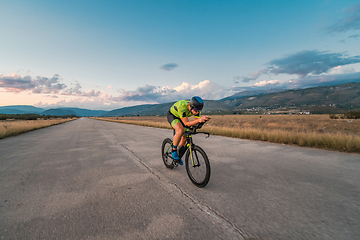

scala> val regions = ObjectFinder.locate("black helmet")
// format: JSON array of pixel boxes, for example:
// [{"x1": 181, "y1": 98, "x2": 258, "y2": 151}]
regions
[{"x1": 190, "y1": 96, "x2": 204, "y2": 111}]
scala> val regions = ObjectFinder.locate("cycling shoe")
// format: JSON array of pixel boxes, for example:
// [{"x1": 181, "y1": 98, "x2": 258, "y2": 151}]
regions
[
  {"x1": 171, "y1": 151, "x2": 180, "y2": 160},
  {"x1": 171, "y1": 151, "x2": 183, "y2": 165}
]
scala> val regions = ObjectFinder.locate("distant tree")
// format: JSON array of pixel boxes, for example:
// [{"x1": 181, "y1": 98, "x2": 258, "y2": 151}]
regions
[
  {"x1": 329, "y1": 114, "x2": 339, "y2": 119},
  {"x1": 343, "y1": 111, "x2": 360, "y2": 119}
]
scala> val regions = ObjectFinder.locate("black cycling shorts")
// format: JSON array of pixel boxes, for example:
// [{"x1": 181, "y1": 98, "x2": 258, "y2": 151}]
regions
[{"x1": 167, "y1": 110, "x2": 185, "y2": 128}]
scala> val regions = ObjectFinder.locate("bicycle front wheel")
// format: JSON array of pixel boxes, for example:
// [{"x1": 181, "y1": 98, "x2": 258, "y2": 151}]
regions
[
  {"x1": 185, "y1": 145, "x2": 211, "y2": 188},
  {"x1": 161, "y1": 138, "x2": 174, "y2": 169}
]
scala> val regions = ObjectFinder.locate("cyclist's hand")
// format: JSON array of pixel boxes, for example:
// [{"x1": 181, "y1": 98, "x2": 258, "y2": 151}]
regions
[{"x1": 199, "y1": 116, "x2": 210, "y2": 123}]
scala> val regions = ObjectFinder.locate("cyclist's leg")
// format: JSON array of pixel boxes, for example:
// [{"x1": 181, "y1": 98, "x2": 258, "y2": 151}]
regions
[
  {"x1": 178, "y1": 137, "x2": 187, "y2": 159},
  {"x1": 172, "y1": 122, "x2": 184, "y2": 150},
  {"x1": 171, "y1": 122, "x2": 184, "y2": 164},
  {"x1": 167, "y1": 111, "x2": 184, "y2": 147},
  {"x1": 167, "y1": 111, "x2": 184, "y2": 163},
  {"x1": 179, "y1": 136, "x2": 186, "y2": 147}
]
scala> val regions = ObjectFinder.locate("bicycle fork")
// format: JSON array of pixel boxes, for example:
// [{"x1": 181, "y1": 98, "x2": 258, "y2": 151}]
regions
[
  {"x1": 188, "y1": 144, "x2": 200, "y2": 167},
  {"x1": 166, "y1": 137, "x2": 200, "y2": 168},
  {"x1": 187, "y1": 137, "x2": 200, "y2": 168}
]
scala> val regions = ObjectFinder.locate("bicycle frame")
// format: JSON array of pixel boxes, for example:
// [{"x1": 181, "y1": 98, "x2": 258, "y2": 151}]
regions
[
  {"x1": 162, "y1": 119, "x2": 211, "y2": 187},
  {"x1": 167, "y1": 128, "x2": 209, "y2": 167}
]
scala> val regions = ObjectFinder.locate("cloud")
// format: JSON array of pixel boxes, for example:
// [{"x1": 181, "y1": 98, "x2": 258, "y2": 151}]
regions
[
  {"x1": 32, "y1": 74, "x2": 66, "y2": 93},
  {"x1": 0, "y1": 73, "x2": 66, "y2": 93},
  {"x1": 0, "y1": 73, "x2": 110, "y2": 100},
  {"x1": 326, "y1": 65, "x2": 356, "y2": 75},
  {"x1": 61, "y1": 84, "x2": 110, "y2": 100},
  {"x1": 235, "y1": 69, "x2": 268, "y2": 83},
  {"x1": 325, "y1": 3, "x2": 360, "y2": 34},
  {"x1": 159, "y1": 63, "x2": 179, "y2": 71},
  {"x1": 254, "y1": 80, "x2": 280, "y2": 87},
  {"x1": 237, "y1": 50, "x2": 360, "y2": 83},
  {"x1": 283, "y1": 71, "x2": 360, "y2": 89},
  {"x1": 339, "y1": 34, "x2": 360, "y2": 43},
  {"x1": 111, "y1": 84, "x2": 165, "y2": 102},
  {"x1": 233, "y1": 71, "x2": 360, "y2": 92},
  {"x1": 1, "y1": 73, "x2": 235, "y2": 110},
  {"x1": 174, "y1": 80, "x2": 234, "y2": 100},
  {"x1": 61, "y1": 83, "x2": 82, "y2": 95},
  {"x1": 0, "y1": 73, "x2": 34, "y2": 92},
  {"x1": 111, "y1": 80, "x2": 234, "y2": 103},
  {"x1": 267, "y1": 50, "x2": 360, "y2": 77},
  {"x1": 35, "y1": 97, "x2": 116, "y2": 111},
  {"x1": 348, "y1": 34, "x2": 360, "y2": 39}
]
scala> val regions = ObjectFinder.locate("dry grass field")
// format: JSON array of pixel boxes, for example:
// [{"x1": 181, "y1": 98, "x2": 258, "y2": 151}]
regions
[
  {"x1": 93, "y1": 115, "x2": 360, "y2": 153},
  {"x1": 0, "y1": 118, "x2": 76, "y2": 139}
]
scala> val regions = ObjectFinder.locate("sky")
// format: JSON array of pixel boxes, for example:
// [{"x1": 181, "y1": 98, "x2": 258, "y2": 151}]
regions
[{"x1": 1, "y1": 0, "x2": 360, "y2": 110}]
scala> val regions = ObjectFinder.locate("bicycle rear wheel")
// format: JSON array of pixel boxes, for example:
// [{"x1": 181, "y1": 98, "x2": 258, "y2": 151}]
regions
[
  {"x1": 161, "y1": 138, "x2": 174, "y2": 169},
  {"x1": 185, "y1": 145, "x2": 211, "y2": 188}
]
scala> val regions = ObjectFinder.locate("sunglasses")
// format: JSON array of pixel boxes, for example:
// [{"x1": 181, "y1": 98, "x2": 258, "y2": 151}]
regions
[{"x1": 192, "y1": 107, "x2": 200, "y2": 112}]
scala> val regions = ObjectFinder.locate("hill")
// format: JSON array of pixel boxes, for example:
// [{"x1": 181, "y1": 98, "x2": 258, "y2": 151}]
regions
[
  {"x1": 222, "y1": 82, "x2": 360, "y2": 111},
  {"x1": 221, "y1": 89, "x2": 286, "y2": 100},
  {"x1": 61, "y1": 108, "x2": 107, "y2": 117},
  {"x1": 103, "y1": 82, "x2": 360, "y2": 116},
  {"x1": 0, "y1": 105, "x2": 44, "y2": 114},
  {"x1": 42, "y1": 109, "x2": 78, "y2": 116},
  {"x1": 0, "y1": 106, "x2": 108, "y2": 116},
  {"x1": 1, "y1": 82, "x2": 359, "y2": 117},
  {"x1": 102, "y1": 103, "x2": 175, "y2": 117}
]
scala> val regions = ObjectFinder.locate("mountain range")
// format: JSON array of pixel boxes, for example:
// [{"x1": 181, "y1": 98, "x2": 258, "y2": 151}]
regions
[
  {"x1": 0, "y1": 106, "x2": 107, "y2": 116},
  {"x1": 1, "y1": 82, "x2": 359, "y2": 116}
]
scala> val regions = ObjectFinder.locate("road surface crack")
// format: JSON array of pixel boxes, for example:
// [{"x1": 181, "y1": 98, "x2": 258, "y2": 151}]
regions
[{"x1": 120, "y1": 144, "x2": 247, "y2": 240}]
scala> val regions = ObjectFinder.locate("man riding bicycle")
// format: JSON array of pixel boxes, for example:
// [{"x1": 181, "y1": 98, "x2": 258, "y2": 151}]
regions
[{"x1": 167, "y1": 96, "x2": 210, "y2": 165}]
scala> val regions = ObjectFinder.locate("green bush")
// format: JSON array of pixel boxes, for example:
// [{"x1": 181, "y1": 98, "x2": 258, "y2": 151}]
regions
[
  {"x1": 329, "y1": 114, "x2": 339, "y2": 119},
  {"x1": 343, "y1": 111, "x2": 360, "y2": 119}
]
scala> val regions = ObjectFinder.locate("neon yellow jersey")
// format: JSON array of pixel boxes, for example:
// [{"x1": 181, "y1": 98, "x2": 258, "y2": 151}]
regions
[{"x1": 170, "y1": 100, "x2": 200, "y2": 119}]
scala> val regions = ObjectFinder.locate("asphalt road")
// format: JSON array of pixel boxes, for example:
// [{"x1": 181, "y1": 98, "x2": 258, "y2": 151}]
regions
[{"x1": 0, "y1": 118, "x2": 359, "y2": 240}]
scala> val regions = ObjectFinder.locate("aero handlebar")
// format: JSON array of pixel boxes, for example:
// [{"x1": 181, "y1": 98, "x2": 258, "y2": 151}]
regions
[{"x1": 184, "y1": 118, "x2": 211, "y2": 137}]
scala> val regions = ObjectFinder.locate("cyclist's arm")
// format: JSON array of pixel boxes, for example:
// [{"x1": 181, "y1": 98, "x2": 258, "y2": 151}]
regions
[
  {"x1": 194, "y1": 111, "x2": 200, "y2": 120},
  {"x1": 181, "y1": 117, "x2": 198, "y2": 127},
  {"x1": 181, "y1": 116, "x2": 209, "y2": 126}
]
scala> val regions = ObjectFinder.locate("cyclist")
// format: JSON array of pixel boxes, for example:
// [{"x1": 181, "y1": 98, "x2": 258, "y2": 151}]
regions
[{"x1": 167, "y1": 96, "x2": 210, "y2": 165}]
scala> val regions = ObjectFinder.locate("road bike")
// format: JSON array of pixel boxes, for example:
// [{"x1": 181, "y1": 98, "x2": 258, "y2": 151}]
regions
[{"x1": 161, "y1": 120, "x2": 211, "y2": 188}]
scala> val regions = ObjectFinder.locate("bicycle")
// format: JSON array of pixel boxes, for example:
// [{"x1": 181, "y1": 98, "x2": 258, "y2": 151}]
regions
[{"x1": 161, "y1": 120, "x2": 211, "y2": 188}]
